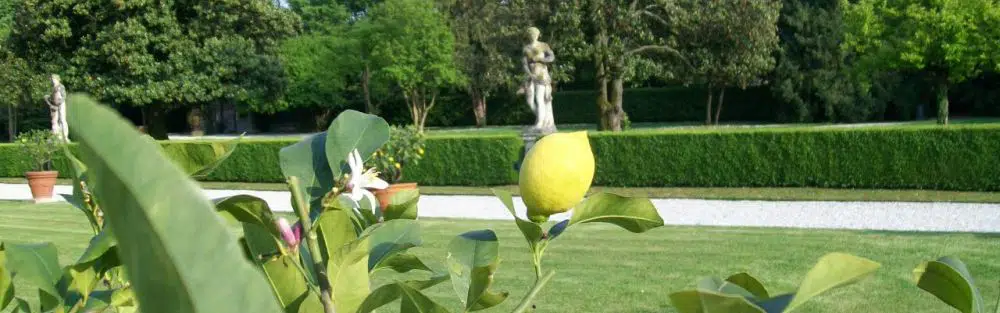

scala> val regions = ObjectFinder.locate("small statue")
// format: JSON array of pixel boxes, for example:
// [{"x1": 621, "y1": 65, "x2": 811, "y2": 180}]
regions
[
  {"x1": 521, "y1": 27, "x2": 556, "y2": 133},
  {"x1": 44, "y1": 74, "x2": 69, "y2": 143}
]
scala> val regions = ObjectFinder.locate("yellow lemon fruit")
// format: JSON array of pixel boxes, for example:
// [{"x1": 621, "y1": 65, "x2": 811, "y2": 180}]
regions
[{"x1": 519, "y1": 131, "x2": 595, "y2": 222}]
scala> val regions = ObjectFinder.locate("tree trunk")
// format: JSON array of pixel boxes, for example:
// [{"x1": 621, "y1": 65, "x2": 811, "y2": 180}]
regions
[
  {"x1": 608, "y1": 77, "x2": 624, "y2": 131},
  {"x1": 705, "y1": 86, "x2": 714, "y2": 125},
  {"x1": 936, "y1": 81, "x2": 949, "y2": 125},
  {"x1": 7, "y1": 104, "x2": 15, "y2": 142},
  {"x1": 142, "y1": 105, "x2": 170, "y2": 140},
  {"x1": 362, "y1": 65, "x2": 376, "y2": 114},
  {"x1": 472, "y1": 92, "x2": 487, "y2": 128},
  {"x1": 714, "y1": 88, "x2": 726, "y2": 125}
]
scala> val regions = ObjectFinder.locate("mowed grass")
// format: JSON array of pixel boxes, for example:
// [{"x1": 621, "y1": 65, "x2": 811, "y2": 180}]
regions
[{"x1": 1, "y1": 201, "x2": 998, "y2": 312}]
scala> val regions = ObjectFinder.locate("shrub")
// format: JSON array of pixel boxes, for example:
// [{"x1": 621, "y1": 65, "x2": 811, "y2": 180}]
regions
[
  {"x1": 589, "y1": 125, "x2": 1000, "y2": 191},
  {"x1": 370, "y1": 125, "x2": 426, "y2": 183},
  {"x1": 15, "y1": 130, "x2": 63, "y2": 172}
]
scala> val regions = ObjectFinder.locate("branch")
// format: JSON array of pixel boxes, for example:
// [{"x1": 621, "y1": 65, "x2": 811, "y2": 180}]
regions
[
  {"x1": 642, "y1": 10, "x2": 670, "y2": 27},
  {"x1": 627, "y1": 45, "x2": 680, "y2": 56}
]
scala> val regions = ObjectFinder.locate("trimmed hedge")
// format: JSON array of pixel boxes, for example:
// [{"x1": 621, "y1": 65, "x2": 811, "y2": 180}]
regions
[
  {"x1": 0, "y1": 135, "x2": 523, "y2": 186},
  {"x1": 3, "y1": 126, "x2": 999, "y2": 190},
  {"x1": 590, "y1": 125, "x2": 1000, "y2": 191}
]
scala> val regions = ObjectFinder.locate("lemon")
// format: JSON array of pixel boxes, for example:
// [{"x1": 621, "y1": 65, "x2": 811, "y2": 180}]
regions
[{"x1": 519, "y1": 131, "x2": 595, "y2": 223}]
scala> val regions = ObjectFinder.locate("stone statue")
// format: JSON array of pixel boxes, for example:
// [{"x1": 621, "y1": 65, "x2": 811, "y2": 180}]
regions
[
  {"x1": 44, "y1": 74, "x2": 69, "y2": 142},
  {"x1": 521, "y1": 27, "x2": 556, "y2": 133}
]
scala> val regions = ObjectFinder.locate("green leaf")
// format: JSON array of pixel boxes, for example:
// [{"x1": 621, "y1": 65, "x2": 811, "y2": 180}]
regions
[
  {"x1": 11, "y1": 297, "x2": 30, "y2": 313},
  {"x1": 726, "y1": 273, "x2": 770, "y2": 300},
  {"x1": 260, "y1": 255, "x2": 317, "y2": 313},
  {"x1": 161, "y1": 138, "x2": 241, "y2": 179},
  {"x1": 324, "y1": 109, "x2": 390, "y2": 178},
  {"x1": 5, "y1": 243, "x2": 61, "y2": 300},
  {"x1": 364, "y1": 220, "x2": 422, "y2": 271},
  {"x1": 243, "y1": 223, "x2": 282, "y2": 262},
  {"x1": 697, "y1": 277, "x2": 756, "y2": 299},
  {"x1": 568, "y1": 192, "x2": 663, "y2": 233},
  {"x1": 75, "y1": 228, "x2": 116, "y2": 266},
  {"x1": 62, "y1": 149, "x2": 99, "y2": 230},
  {"x1": 0, "y1": 246, "x2": 12, "y2": 310},
  {"x1": 66, "y1": 94, "x2": 283, "y2": 313},
  {"x1": 914, "y1": 256, "x2": 984, "y2": 313},
  {"x1": 327, "y1": 239, "x2": 371, "y2": 313},
  {"x1": 213, "y1": 195, "x2": 281, "y2": 239},
  {"x1": 447, "y1": 230, "x2": 508, "y2": 311},
  {"x1": 376, "y1": 253, "x2": 432, "y2": 274},
  {"x1": 316, "y1": 209, "x2": 358, "y2": 266},
  {"x1": 669, "y1": 290, "x2": 766, "y2": 313},
  {"x1": 785, "y1": 252, "x2": 880, "y2": 312},
  {"x1": 279, "y1": 132, "x2": 334, "y2": 215},
  {"x1": 490, "y1": 189, "x2": 543, "y2": 247},
  {"x1": 357, "y1": 276, "x2": 449, "y2": 313},
  {"x1": 383, "y1": 189, "x2": 420, "y2": 221},
  {"x1": 398, "y1": 283, "x2": 451, "y2": 313},
  {"x1": 62, "y1": 263, "x2": 98, "y2": 304}
]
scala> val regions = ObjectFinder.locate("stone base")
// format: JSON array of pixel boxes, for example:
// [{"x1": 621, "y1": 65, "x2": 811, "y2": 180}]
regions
[{"x1": 515, "y1": 126, "x2": 556, "y2": 171}]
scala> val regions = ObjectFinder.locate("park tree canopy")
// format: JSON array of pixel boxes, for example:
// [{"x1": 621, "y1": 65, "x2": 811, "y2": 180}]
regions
[
  {"x1": 843, "y1": 0, "x2": 1000, "y2": 125},
  {"x1": 9, "y1": 0, "x2": 300, "y2": 139}
]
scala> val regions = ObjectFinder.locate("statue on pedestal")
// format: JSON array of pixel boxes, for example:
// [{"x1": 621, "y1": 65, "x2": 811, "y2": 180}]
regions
[
  {"x1": 521, "y1": 27, "x2": 556, "y2": 134},
  {"x1": 44, "y1": 74, "x2": 68, "y2": 143}
]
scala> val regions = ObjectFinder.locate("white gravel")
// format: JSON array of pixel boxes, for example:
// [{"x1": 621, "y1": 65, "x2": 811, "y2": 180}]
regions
[{"x1": 3, "y1": 183, "x2": 997, "y2": 233}]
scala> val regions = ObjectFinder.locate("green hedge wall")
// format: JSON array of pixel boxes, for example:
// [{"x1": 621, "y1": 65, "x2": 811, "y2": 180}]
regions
[
  {"x1": 589, "y1": 125, "x2": 1000, "y2": 190},
  {"x1": 3, "y1": 126, "x2": 999, "y2": 190}
]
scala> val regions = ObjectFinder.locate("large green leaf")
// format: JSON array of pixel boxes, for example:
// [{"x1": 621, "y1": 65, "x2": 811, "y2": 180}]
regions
[
  {"x1": 670, "y1": 290, "x2": 766, "y2": 313},
  {"x1": 316, "y1": 209, "x2": 357, "y2": 266},
  {"x1": 784, "y1": 252, "x2": 880, "y2": 312},
  {"x1": 357, "y1": 276, "x2": 449, "y2": 313},
  {"x1": 364, "y1": 220, "x2": 422, "y2": 271},
  {"x1": 75, "y1": 228, "x2": 117, "y2": 268},
  {"x1": 11, "y1": 298, "x2": 30, "y2": 313},
  {"x1": 375, "y1": 253, "x2": 432, "y2": 274},
  {"x1": 383, "y1": 189, "x2": 420, "y2": 221},
  {"x1": 0, "y1": 245, "x2": 12, "y2": 309},
  {"x1": 398, "y1": 283, "x2": 451, "y2": 313},
  {"x1": 726, "y1": 273, "x2": 770, "y2": 300},
  {"x1": 61, "y1": 263, "x2": 98, "y2": 304},
  {"x1": 327, "y1": 239, "x2": 371, "y2": 313},
  {"x1": 914, "y1": 256, "x2": 984, "y2": 313},
  {"x1": 66, "y1": 94, "x2": 283, "y2": 313},
  {"x1": 243, "y1": 223, "x2": 282, "y2": 262},
  {"x1": 324, "y1": 109, "x2": 390, "y2": 178},
  {"x1": 447, "y1": 230, "x2": 508, "y2": 311},
  {"x1": 490, "y1": 190, "x2": 543, "y2": 248},
  {"x1": 279, "y1": 132, "x2": 334, "y2": 214},
  {"x1": 697, "y1": 277, "x2": 757, "y2": 299},
  {"x1": 5, "y1": 243, "x2": 62, "y2": 300},
  {"x1": 161, "y1": 138, "x2": 241, "y2": 179},
  {"x1": 260, "y1": 255, "x2": 321, "y2": 313},
  {"x1": 568, "y1": 192, "x2": 663, "y2": 233},
  {"x1": 214, "y1": 195, "x2": 281, "y2": 239}
]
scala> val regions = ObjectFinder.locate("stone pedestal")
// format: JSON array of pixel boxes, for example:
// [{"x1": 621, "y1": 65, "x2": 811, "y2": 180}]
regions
[{"x1": 515, "y1": 127, "x2": 555, "y2": 171}]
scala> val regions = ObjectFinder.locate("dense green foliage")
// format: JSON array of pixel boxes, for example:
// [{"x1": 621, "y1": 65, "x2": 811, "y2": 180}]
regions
[
  {"x1": 9, "y1": 0, "x2": 300, "y2": 139},
  {"x1": 843, "y1": 0, "x2": 1000, "y2": 125},
  {"x1": 4, "y1": 126, "x2": 1000, "y2": 190}
]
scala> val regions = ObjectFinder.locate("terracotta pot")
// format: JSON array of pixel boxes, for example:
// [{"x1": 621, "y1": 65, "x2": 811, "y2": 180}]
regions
[
  {"x1": 25, "y1": 171, "x2": 59, "y2": 203},
  {"x1": 372, "y1": 183, "x2": 418, "y2": 211}
]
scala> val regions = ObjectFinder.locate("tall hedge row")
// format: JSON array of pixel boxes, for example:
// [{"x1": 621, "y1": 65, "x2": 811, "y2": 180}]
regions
[
  {"x1": 590, "y1": 125, "x2": 1000, "y2": 190},
  {"x1": 3, "y1": 126, "x2": 999, "y2": 190}
]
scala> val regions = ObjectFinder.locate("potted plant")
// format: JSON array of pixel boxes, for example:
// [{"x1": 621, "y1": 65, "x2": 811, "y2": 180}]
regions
[
  {"x1": 368, "y1": 125, "x2": 425, "y2": 210},
  {"x1": 18, "y1": 130, "x2": 63, "y2": 203}
]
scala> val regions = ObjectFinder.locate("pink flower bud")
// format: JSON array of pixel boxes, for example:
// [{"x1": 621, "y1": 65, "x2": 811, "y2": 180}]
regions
[{"x1": 276, "y1": 218, "x2": 299, "y2": 248}]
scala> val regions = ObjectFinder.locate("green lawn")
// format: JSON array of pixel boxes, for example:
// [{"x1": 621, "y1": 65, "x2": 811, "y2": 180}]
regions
[
  {"x1": 1, "y1": 201, "x2": 997, "y2": 312},
  {"x1": 3, "y1": 177, "x2": 1000, "y2": 203}
]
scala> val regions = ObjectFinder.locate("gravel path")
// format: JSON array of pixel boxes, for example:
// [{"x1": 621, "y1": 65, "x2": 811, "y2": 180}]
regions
[{"x1": 2, "y1": 183, "x2": 997, "y2": 233}]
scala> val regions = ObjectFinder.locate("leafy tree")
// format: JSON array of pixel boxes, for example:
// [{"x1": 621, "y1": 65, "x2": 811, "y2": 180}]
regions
[
  {"x1": 0, "y1": 47, "x2": 46, "y2": 141},
  {"x1": 441, "y1": 0, "x2": 523, "y2": 128},
  {"x1": 670, "y1": 0, "x2": 782, "y2": 125},
  {"x1": 288, "y1": 0, "x2": 350, "y2": 34},
  {"x1": 279, "y1": 35, "x2": 355, "y2": 130},
  {"x1": 10, "y1": 0, "x2": 300, "y2": 139},
  {"x1": 0, "y1": 0, "x2": 13, "y2": 39},
  {"x1": 366, "y1": 0, "x2": 463, "y2": 132},
  {"x1": 771, "y1": 0, "x2": 881, "y2": 123},
  {"x1": 843, "y1": 0, "x2": 1000, "y2": 125},
  {"x1": 546, "y1": 0, "x2": 680, "y2": 131}
]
